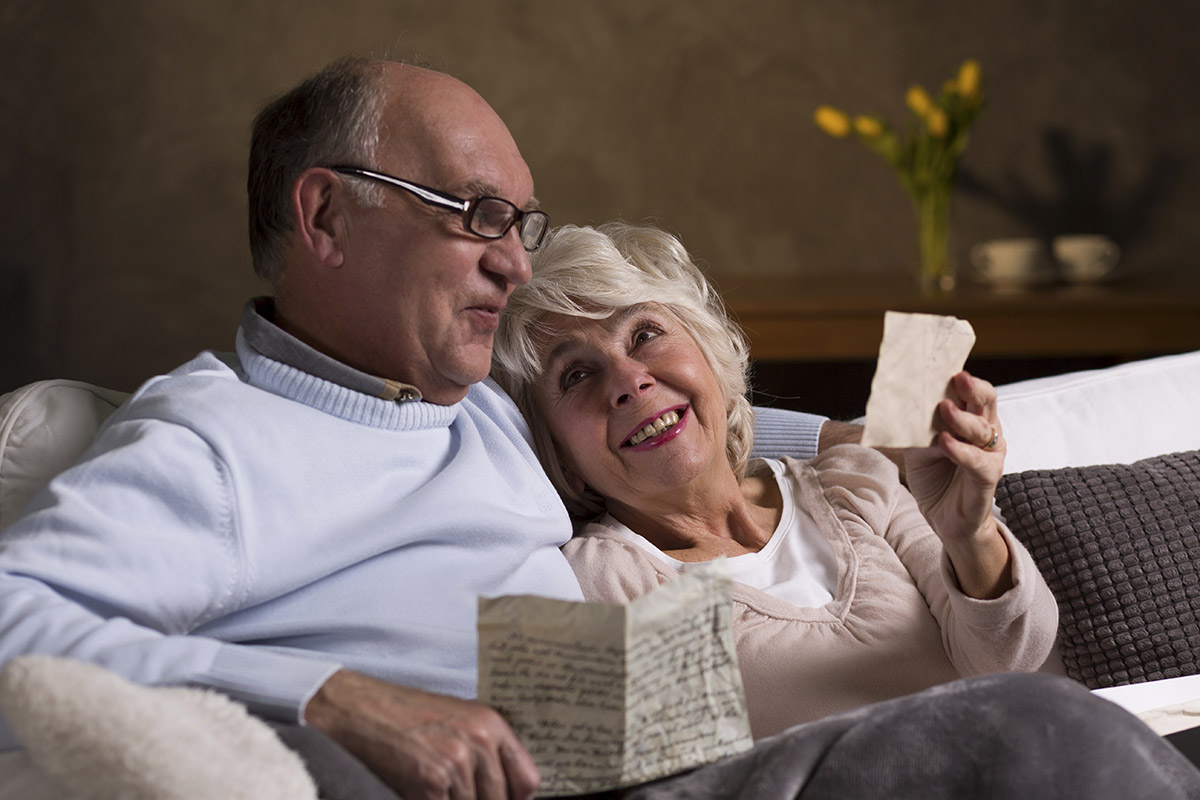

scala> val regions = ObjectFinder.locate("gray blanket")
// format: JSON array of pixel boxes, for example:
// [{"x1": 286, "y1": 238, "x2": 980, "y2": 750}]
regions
[{"x1": 280, "y1": 674, "x2": 1200, "y2": 799}]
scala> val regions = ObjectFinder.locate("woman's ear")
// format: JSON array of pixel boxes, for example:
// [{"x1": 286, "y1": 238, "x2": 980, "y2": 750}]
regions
[{"x1": 292, "y1": 168, "x2": 346, "y2": 269}]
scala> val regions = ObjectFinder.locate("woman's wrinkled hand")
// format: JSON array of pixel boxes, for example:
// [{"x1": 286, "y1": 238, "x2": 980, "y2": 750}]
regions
[{"x1": 903, "y1": 371, "x2": 1012, "y2": 598}]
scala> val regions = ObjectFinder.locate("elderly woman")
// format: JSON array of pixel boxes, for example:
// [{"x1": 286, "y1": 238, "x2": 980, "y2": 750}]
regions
[{"x1": 490, "y1": 222, "x2": 1057, "y2": 739}]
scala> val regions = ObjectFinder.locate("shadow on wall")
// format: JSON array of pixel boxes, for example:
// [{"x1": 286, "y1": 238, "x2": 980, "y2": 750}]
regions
[{"x1": 960, "y1": 128, "x2": 1180, "y2": 257}]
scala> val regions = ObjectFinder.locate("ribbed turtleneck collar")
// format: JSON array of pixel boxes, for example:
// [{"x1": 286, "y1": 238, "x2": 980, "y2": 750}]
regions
[
  {"x1": 236, "y1": 297, "x2": 458, "y2": 430},
  {"x1": 241, "y1": 297, "x2": 424, "y2": 402}
]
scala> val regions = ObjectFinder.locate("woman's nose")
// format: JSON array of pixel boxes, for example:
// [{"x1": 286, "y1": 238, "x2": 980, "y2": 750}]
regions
[{"x1": 607, "y1": 360, "x2": 654, "y2": 407}]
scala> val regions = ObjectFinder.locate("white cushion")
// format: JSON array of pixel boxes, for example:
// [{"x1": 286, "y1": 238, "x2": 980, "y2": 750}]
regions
[
  {"x1": 0, "y1": 750, "x2": 71, "y2": 800},
  {"x1": 0, "y1": 380, "x2": 128, "y2": 528},
  {"x1": 997, "y1": 350, "x2": 1200, "y2": 474},
  {"x1": 0, "y1": 655, "x2": 317, "y2": 800}
]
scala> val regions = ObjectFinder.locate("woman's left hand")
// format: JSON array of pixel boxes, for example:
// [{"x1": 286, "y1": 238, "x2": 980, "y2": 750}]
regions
[{"x1": 903, "y1": 371, "x2": 1012, "y2": 598}]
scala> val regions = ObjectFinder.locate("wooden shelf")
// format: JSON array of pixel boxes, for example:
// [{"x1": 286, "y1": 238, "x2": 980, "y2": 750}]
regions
[{"x1": 714, "y1": 273, "x2": 1200, "y2": 362}]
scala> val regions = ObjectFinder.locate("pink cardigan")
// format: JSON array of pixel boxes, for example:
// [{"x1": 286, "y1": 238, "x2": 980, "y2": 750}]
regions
[{"x1": 564, "y1": 446, "x2": 1058, "y2": 738}]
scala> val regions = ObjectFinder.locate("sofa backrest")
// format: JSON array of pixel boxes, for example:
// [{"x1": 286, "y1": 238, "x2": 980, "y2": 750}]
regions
[
  {"x1": 0, "y1": 380, "x2": 129, "y2": 529},
  {"x1": 997, "y1": 349, "x2": 1200, "y2": 474}
]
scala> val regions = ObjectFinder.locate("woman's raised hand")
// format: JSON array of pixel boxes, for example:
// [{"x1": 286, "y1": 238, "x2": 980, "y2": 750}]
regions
[{"x1": 903, "y1": 371, "x2": 1013, "y2": 599}]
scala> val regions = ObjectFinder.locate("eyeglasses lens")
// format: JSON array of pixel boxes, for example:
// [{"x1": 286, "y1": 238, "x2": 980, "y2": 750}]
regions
[
  {"x1": 470, "y1": 199, "x2": 549, "y2": 251},
  {"x1": 471, "y1": 199, "x2": 516, "y2": 238},
  {"x1": 519, "y1": 212, "x2": 549, "y2": 251}
]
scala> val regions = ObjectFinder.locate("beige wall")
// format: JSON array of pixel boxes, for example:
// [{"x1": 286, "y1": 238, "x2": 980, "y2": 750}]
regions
[{"x1": 2, "y1": 0, "x2": 1197, "y2": 390}]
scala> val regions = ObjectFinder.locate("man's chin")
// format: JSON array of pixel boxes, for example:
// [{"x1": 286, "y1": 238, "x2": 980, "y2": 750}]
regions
[
  {"x1": 420, "y1": 381, "x2": 473, "y2": 405},
  {"x1": 421, "y1": 361, "x2": 491, "y2": 405}
]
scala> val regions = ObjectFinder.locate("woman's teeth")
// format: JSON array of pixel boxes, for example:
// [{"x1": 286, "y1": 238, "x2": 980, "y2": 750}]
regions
[{"x1": 626, "y1": 410, "x2": 681, "y2": 446}]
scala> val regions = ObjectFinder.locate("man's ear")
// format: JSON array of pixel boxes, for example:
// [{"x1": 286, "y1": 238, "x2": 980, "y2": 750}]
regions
[{"x1": 293, "y1": 168, "x2": 347, "y2": 269}]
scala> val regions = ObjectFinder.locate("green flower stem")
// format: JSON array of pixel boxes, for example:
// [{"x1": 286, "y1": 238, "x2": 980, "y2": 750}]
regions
[{"x1": 914, "y1": 182, "x2": 953, "y2": 293}]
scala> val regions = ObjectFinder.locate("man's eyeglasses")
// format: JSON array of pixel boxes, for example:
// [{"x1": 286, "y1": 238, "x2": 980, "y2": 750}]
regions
[{"x1": 330, "y1": 166, "x2": 550, "y2": 252}]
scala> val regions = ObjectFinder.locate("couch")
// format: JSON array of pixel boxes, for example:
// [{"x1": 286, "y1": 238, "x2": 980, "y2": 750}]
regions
[
  {"x1": 994, "y1": 351, "x2": 1200, "y2": 693},
  {"x1": 2, "y1": 350, "x2": 1200, "y2": 794}
]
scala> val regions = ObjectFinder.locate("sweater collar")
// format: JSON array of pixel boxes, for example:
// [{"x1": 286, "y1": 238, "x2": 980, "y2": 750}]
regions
[
  {"x1": 241, "y1": 297, "x2": 423, "y2": 403},
  {"x1": 237, "y1": 298, "x2": 458, "y2": 430}
]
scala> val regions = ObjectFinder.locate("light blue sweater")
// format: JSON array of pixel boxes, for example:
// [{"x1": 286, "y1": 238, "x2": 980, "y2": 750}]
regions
[
  {"x1": 0, "y1": 337, "x2": 584, "y2": 745},
  {"x1": 0, "y1": 308, "x2": 825, "y2": 749}
]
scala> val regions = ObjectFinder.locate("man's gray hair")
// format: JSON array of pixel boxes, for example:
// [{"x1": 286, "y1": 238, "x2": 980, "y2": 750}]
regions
[
  {"x1": 491, "y1": 221, "x2": 755, "y2": 519},
  {"x1": 247, "y1": 56, "x2": 385, "y2": 285}
]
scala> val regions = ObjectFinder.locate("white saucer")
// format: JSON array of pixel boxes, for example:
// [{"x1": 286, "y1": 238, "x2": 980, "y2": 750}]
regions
[
  {"x1": 971, "y1": 265, "x2": 1059, "y2": 291},
  {"x1": 1062, "y1": 267, "x2": 1121, "y2": 285}
]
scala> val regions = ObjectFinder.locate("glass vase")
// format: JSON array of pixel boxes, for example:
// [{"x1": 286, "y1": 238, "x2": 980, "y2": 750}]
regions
[{"x1": 914, "y1": 184, "x2": 954, "y2": 294}]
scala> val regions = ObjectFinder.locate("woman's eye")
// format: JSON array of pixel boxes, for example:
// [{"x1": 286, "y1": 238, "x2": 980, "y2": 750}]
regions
[
  {"x1": 560, "y1": 368, "x2": 588, "y2": 390},
  {"x1": 633, "y1": 327, "x2": 662, "y2": 346}
]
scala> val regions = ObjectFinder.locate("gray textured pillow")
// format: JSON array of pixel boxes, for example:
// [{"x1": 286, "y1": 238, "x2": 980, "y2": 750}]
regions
[{"x1": 996, "y1": 450, "x2": 1200, "y2": 688}]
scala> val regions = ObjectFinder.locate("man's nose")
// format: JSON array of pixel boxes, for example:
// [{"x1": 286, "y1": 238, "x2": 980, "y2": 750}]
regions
[{"x1": 481, "y1": 226, "x2": 533, "y2": 288}]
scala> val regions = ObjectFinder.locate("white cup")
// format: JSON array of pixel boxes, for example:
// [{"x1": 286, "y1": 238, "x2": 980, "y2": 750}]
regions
[
  {"x1": 969, "y1": 238, "x2": 1052, "y2": 286},
  {"x1": 1053, "y1": 235, "x2": 1120, "y2": 282}
]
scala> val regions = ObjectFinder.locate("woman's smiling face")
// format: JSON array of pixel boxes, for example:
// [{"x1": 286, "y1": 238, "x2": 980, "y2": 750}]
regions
[{"x1": 531, "y1": 304, "x2": 732, "y2": 511}]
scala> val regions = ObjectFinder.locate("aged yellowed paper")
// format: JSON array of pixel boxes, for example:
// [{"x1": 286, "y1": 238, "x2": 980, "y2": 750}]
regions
[
  {"x1": 477, "y1": 563, "x2": 753, "y2": 796},
  {"x1": 860, "y1": 310, "x2": 976, "y2": 448}
]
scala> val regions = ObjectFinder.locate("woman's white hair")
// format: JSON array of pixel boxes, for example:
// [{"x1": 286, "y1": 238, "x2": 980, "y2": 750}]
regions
[{"x1": 491, "y1": 221, "x2": 755, "y2": 518}]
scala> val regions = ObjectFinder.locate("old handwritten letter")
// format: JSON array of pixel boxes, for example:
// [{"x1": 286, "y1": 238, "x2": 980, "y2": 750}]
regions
[
  {"x1": 477, "y1": 563, "x2": 753, "y2": 796},
  {"x1": 860, "y1": 310, "x2": 976, "y2": 448}
]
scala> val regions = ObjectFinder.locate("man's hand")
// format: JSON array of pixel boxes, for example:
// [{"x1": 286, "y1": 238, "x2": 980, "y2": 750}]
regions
[
  {"x1": 816, "y1": 419, "x2": 862, "y2": 451},
  {"x1": 819, "y1": 418, "x2": 907, "y2": 479},
  {"x1": 304, "y1": 669, "x2": 539, "y2": 800}
]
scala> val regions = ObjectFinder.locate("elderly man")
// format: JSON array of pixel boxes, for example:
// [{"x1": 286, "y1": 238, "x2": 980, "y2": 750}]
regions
[
  {"x1": 0, "y1": 56, "x2": 809, "y2": 797},
  {"x1": 0, "y1": 57, "x2": 1197, "y2": 800}
]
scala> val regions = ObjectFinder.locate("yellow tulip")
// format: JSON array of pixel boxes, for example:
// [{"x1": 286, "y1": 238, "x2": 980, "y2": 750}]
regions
[
  {"x1": 926, "y1": 108, "x2": 948, "y2": 138},
  {"x1": 905, "y1": 85, "x2": 934, "y2": 118},
  {"x1": 853, "y1": 115, "x2": 884, "y2": 139},
  {"x1": 957, "y1": 59, "x2": 982, "y2": 100},
  {"x1": 814, "y1": 105, "x2": 852, "y2": 138}
]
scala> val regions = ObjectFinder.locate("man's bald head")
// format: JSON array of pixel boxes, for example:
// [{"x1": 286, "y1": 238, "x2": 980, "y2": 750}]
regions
[
  {"x1": 369, "y1": 63, "x2": 524, "y2": 194},
  {"x1": 247, "y1": 56, "x2": 539, "y2": 402},
  {"x1": 247, "y1": 58, "x2": 517, "y2": 286}
]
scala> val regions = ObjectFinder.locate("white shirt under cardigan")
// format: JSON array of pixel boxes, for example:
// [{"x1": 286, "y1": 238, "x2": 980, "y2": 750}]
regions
[
  {"x1": 598, "y1": 459, "x2": 842, "y2": 609},
  {"x1": 0, "y1": 299, "x2": 827, "y2": 749}
]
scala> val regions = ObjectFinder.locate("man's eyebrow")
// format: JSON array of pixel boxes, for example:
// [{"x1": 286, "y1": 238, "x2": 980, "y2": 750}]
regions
[{"x1": 463, "y1": 179, "x2": 540, "y2": 211}]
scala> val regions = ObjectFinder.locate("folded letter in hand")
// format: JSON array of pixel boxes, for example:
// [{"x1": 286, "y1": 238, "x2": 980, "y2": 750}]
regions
[
  {"x1": 860, "y1": 310, "x2": 976, "y2": 448},
  {"x1": 477, "y1": 562, "x2": 753, "y2": 796}
]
